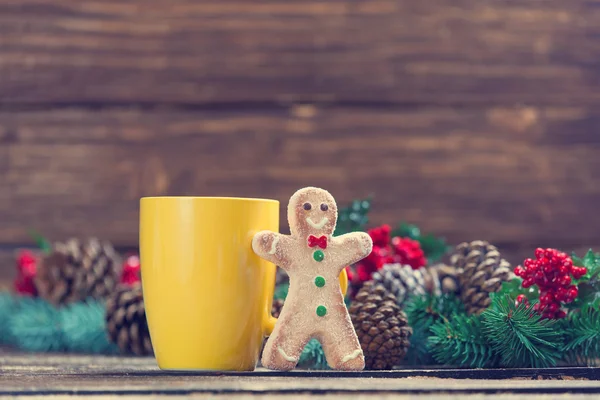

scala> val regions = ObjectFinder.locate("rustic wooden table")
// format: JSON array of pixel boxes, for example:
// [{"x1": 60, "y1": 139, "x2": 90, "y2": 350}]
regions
[{"x1": 1, "y1": 349, "x2": 600, "y2": 399}]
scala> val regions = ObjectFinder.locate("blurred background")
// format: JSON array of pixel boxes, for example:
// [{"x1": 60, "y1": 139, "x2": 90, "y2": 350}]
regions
[{"x1": 1, "y1": 0, "x2": 600, "y2": 284}]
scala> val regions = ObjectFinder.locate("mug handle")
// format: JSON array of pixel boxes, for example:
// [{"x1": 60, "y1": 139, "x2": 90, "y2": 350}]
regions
[{"x1": 263, "y1": 268, "x2": 349, "y2": 336}]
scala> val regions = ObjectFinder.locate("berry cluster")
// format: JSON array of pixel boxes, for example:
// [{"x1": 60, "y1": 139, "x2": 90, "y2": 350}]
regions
[
  {"x1": 514, "y1": 248, "x2": 586, "y2": 319},
  {"x1": 353, "y1": 224, "x2": 427, "y2": 283}
]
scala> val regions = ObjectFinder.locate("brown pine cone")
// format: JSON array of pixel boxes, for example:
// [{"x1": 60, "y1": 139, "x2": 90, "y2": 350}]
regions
[
  {"x1": 105, "y1": 284, "x2": 153, "y2": 356},
  {"x1": 451, "y1": 240, "x2": 513, "y2": 314},
  {"x1": 35, "y1": 238, "x2": 122, "y2": 306},
  {"x1": 429, "y1": 263, "x2": 461, "y2": 295},
  {"x1": 271, "y1": 298, "x2": 285, "y2": 318},
  {"x1": 349, "y1": 281, "x2": 412, "y2": 370}
]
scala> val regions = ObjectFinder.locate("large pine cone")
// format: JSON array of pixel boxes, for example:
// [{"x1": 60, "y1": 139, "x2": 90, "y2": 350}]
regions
[
  {"x1": 429, "y1": 263, "x2": 461, "y2": 295},
  {"x1": 35, "y1": 238, "x2": 122, "y2": 306},
  {"x1": 372, "y1": 263, "x2": 438, "y2": 307},
  {"x1": 105, "y1": 284, "x2": 153, "y2": 356},
  {"x1": 451, "y1": 240, "x2": 513, "y2": 314},
  {"x1": 349, "y1": 281, "x2": 412, "y2": 370}
]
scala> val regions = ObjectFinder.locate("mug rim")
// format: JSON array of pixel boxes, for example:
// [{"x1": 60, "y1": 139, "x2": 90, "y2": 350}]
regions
[{"x1": 140, "y1": 196, "x2": 279, "y2": 204}]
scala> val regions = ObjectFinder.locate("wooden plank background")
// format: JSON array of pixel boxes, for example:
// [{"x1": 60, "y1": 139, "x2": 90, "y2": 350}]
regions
[{"x1": 2, "y1": 0, "x2": 600, "y2": 282}]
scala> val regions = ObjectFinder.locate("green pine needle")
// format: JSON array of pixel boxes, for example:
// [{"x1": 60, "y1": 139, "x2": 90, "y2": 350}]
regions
[
  {"x1": 28, "y1": 229, "x2": 52, "y2": 254},
  {"x1": 428, "y1": 314, "x2": 499, "y2": 368},
  {"x1": 402, "y1": 293, "x2": 465, "y2": 365},
  {"x1": 6, "y1": 297, "x2": 65, "y2": 352},
  {"x1": 405, "y1": 293, "x2": 465, "y2": 332},
  {"x1": 60, "y1": 299, "x2": 120, "y2": 355},
  {"x1": 274, "y1": 283, "x2": 289, "y2": 301},
  {"x1": 482, "y1": 295, "x2": 563, "y2": 368},
  {"x1": 563, "y1": 305, "x2": 600, "y2": 366},
  {"x1": 298, "y1": 339, "x2": 329, "y2": 370},
  {"x1": 403, "y1": 325, "x2": 435, "y2": 366},
  {"x1": 0, "y1": 293, "x2": 20, "y2": 345},
  {"x1": 334, "y1": 198, "x2": 371, "y2": 236}
]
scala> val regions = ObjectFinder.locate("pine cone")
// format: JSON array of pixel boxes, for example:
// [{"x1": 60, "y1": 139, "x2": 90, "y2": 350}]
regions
[
  {"x1": 35, "y1": 238, "x2": 121, "y2": 306},
  {"x1": 372, "y1": 263, "x2": 438, "y2": 307},
  {"x1": 349, "y1": 281, "x2": 412, "y2": 370},
  {"x1": 429, "y1": 263, "x2": 461, "y2": 295},
  {"x1": 451, "y1": 240, "x2": 513, "y2": 314},
  {"x1": 105, "y1": 284, "x2": 153, "y2": 356},
  {"x1": 271, "y1": 298, "x2": 284, "y2": 318}
]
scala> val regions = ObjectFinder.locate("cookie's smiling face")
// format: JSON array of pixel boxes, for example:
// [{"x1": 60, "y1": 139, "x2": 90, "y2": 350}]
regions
[{"x1": 288, "y1": 187, "x2": 337, "y2": 237}]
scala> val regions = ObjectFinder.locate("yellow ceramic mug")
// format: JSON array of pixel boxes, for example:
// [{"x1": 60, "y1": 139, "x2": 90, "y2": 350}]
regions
[{"x1": 140, "y1": 196, "x2": 348, "y2": 371}]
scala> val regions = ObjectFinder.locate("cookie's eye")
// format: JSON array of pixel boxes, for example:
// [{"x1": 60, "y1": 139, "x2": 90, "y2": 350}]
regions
[
  {"x1": 320, "y1": 203, "x2": 328, "y2": 211},
  {"x1": 303, "y1": 202, "x2": 312, "y2": 211}
]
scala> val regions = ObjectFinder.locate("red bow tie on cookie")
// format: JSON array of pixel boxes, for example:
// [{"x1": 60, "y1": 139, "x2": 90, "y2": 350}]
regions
[{"x1": 308, "y1": 235, "x2": 327, "y2": 249}]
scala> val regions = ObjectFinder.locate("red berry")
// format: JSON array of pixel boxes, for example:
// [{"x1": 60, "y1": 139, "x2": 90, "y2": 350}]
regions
[
  {"x1": 567, "y1": 286, "x2": 578, "y2": 299},
  {"x1": 572, "y1": 266, "x2": 587, "y2": 279},
  {"x1": 522, "y1": 278, "x2": 534, "y2": 288},
  {"x1": 563, "y1": 259, "x2": 573, "y2": 269},
  {"x1": 543, "y1": 263, "x2": 554, "y2": 274},
  {"x1": 391, "y1": 237, "x2": 427, "y2": 270},
  {"x1": 535, "y1": 271, "x2": 545, "y2": 282},
  {"x1": 558, "y1": 265, "x2": 569, "y2": 275},
  {"x1": 539, "y1": 292, "x2": 554, "y2": 305},
  {"x1": 514, "y1": 266, "x2": 526, "y2": 277},
  {"x1": 545, "y1": 249, "x2": 555, "y2": 258},
  {"x1": 558, "y1": 274, "x2": 572, "y2": 287},
  {"x1": 556, "y1": 310, "x2": 567, "y2": 319},
  {"x1": 555, "y1": 287, "x2": 567, "y2": 301},
  {"x1": 516, "y1": 294, "x2": 529, "y2": 305},
  {"x1": 547, "y1": 302, "x2": 560, "y2": 313},
  {"x1": 535, "y1": 248, "x2": 545, "y2": 259}
]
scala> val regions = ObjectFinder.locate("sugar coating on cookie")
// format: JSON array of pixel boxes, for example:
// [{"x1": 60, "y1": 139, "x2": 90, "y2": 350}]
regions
[{"x1": 252, "y1": 186, "x2": 373, "y2": 371}]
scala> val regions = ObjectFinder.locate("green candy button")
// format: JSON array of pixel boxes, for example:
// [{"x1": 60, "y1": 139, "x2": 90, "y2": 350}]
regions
[
  {"x1": 316, "y1": 305, "x2": 327, "y2": 317},
  {"x1": 314, "y1": 276, "x2": 326, "y2": 287},
  {"x1": 313, "y1": 250, "x2": 324, "y2": 262}
]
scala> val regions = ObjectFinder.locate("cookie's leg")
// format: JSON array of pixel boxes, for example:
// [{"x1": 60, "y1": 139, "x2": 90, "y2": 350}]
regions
[
  {"x1": 261, "y1": 326, "x2": 309, "y2": 371},
  {"x1": 320, "y1": 314, "x2": 365, "y2": 371}
]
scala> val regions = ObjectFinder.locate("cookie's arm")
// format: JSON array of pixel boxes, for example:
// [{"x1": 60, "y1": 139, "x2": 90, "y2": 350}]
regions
[
  {"x1": 252, "y1": 231, "x2": 292, "y2": 270},
  {"x1": 334, "y1": 232, "x2": 373, "y2": 271}
]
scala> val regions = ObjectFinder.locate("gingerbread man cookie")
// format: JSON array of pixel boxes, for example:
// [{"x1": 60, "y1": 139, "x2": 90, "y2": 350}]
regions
[{"x1": 252, "y1": 187, "x2": 373, "y2": 370}]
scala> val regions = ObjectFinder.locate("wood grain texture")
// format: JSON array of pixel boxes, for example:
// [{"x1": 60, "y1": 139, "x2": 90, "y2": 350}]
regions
[
  {"x1": 1, "y1": 105, "x2": 600, "y2": 264},
  {"x1": 1, "y1": 351, "x2": 600, "y2": 398},
  {"x1": 2, "y1": 0, "x2": 600, "y2": 106}
]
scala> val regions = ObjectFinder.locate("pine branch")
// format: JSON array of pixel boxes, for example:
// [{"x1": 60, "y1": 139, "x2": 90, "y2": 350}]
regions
[
  {"x1": 0, "y1": 292, "x2": 19, "y2": 345},
  {"x1": 298, "y1": 339, "x2": 330, "y2": 370},
  {"x1": 482, "y1": 295, "x2": 563, "y2": 368},
  {"x1": 563, "y1": 305, "x2": 600, "y2": 366},
  {"x1": 404, "y1": 292, "x2": 465, "y2": 332},
  {"x1": 274, "y1": 283, "x2": 289, "y2": 301},
  {"x1": 60, "y1": 299, "x2": 119, "y2": 355},
  {"x1": 403, "y1": 325, "x2": 435, "y2": 366},
  {"x1": 403, "y1": 293, "x2": 465, "y2": 365},
  {"x1": 428, "y1": 314, "x2": 499, "y2": 368},
  {"x1": 6, "y1": 297, "x2": 65, "y2": 352}
]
